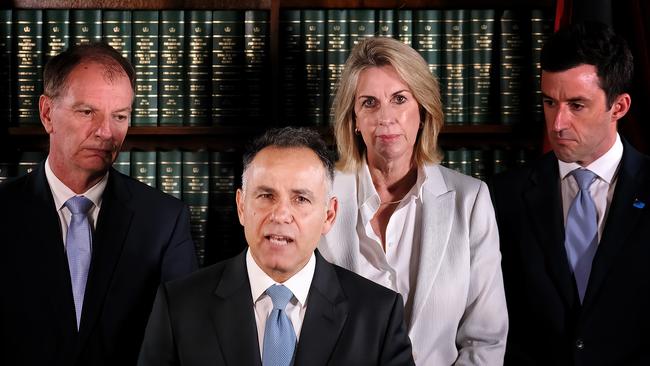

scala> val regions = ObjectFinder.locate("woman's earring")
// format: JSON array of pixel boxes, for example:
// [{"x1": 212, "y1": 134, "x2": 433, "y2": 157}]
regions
[{"x1": 354, "y1": 128, "x2": 361, "y2": 135}]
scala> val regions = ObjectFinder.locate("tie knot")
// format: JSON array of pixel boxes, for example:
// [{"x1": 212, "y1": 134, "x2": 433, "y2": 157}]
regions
[
  {"x1": 266, "y1": 285, "x2": 293, "y2": 310},
  {"x1": 65, "y1": 196, "x2": 93, "y2": 215},
  {"x1": 571, "y1": 169, "x2": 597, "y2": 191}
]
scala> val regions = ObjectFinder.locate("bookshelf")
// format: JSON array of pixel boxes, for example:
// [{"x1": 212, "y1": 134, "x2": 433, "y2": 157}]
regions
[{"x1": 0, "y1": 0, "x2": 555, "y2": 264}]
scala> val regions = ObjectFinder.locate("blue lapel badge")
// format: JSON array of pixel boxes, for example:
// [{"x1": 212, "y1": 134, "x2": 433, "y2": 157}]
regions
[{"x1": 633, "y1": 199, "x2": 645, "y2": 209}]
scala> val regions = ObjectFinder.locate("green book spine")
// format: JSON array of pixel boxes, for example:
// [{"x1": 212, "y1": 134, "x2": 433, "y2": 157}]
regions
[
  {"x1": 470, "y1": 149, "x2": 488, "y2": 181},
  {"x1": 326, "y1": 9, "x2": 348, "y2": 125},
  {"x1": 468, "y1": 9, "x2": 495, "y2": 125},
  {"x1": 132, "y1": 10, "x2": 159, "y2": 126},
  {"x1": 17, "y1": 151, "x2": 45, "y2": 176},
  {"x1": 445, "y1": 149, "x2": 471, "y2": 175},
  {"x1": 0, "y1": 161, "x2": 11, "y2": 183},
  {"x1": 500, "y1": 10, "x2": 525, "y2": 125},
  {"x1": 302, "y1": 9, "x2": 326, "y2": 126},
  {"x1": 131, "y1": 151, "x2": 157, "y2": 188},
  {"x1": 279, "y1": 10, "x2": 302, "y2": 126},
  {"x1": 206, "y1": 151, "x2": 243, "y2": 264},
  {"x1": 102, "y1": 10, "x2": 132, "y2": 62},
  {"x1": 182, "y1": 150, "x2": 210, "y2": 266},
  {"x1": 212, "y1": 10, "x2": 244, "y2": 126},
  {"x1": 397, "y1": 10, "x2": 412, "y2": 46},
  {"x1": 492, "y1": 149, "x2": 509, "y2": 175},
  {"x1": 157, "y1": 150, "x2": 182, "y2": 199},
  {"x1": 71, "y1": 9, "x2": 101, "y2": 46},
  {"x1": 159, "y1": 10, "x2": 185, "y2": 126},
  {"x1": 244, "y1": 10, "x2": 270, "y2": 124},
  {"x1": 444, "y1": 149, "x2": 458, "y2": 172},
  {"x1": 113, "y1": 150, "x2": 130, "y2": 176},
  {"x1": 0, "y1": 10, "x2": 11, "y2": 126},
  {"x1": 514, "y1": 148, "x2": 531, "y2": 168},
  {"x1": 413, "y1": 10, "x2": 442, "y2": 79},
  {"x1": 185, "y1": 10, "x2": 212, "y2": 126},
  {"x1": 531, "y1": 9, "x2": 553, "y2": 123},
  {"x1": 442, "y1": 9, "x2": 467, "y2": 125},
  {"x1": 377, "y1": 9, "x2": 396, "y2": 38},
  {"x1": 349, "y1": 9, "x2": 375, "y2": 46},
  {"x1": 14, "y1": 10, "x2": 42, "y2": 126},
  {"x1": 44, "y1": 10, "x2": 69, "y2": 64}
]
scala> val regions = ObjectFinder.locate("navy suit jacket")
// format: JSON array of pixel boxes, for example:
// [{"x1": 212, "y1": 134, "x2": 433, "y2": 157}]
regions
[
  {"x1": 491, "y1": 140, "x2": 650, "y2": 365},
  {"x1": 138, "y1": 250, "x2": 415, "y2": 366},
  {"x1": 0, "y1": 163, "x2": 198, "y2": 366}
]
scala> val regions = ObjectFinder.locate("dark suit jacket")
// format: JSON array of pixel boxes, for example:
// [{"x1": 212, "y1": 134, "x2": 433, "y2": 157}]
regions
[
  {"x1": 490, "y1": 140, "x2": 650, "y2": 366},
  {"x1": 0, "y1": 164, "x2": 198, "y2": 366},
  {"x1": 137, "y1": 250, "x2": 415, "y2": 366}
]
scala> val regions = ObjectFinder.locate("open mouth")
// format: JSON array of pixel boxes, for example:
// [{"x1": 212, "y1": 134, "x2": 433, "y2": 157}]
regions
[{"x1": 266, "y1": 234, "x2": 294, "y2": 246}]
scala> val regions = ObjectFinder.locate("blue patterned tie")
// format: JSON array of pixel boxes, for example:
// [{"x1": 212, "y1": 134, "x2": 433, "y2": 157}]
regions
[
  {"x1": 65, "y1": 196, "x2": 93, "y2": 329},
  {"x1": 262, "y1": 284, "x2": 296, "y2": 366},
  {"x1": 564, "y1": 169, "x2": 598, "y2": 303}
]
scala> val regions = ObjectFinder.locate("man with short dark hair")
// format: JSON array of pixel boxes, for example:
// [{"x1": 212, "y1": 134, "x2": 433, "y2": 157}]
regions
[
  {"x1": 138, "y1": 127, "x2": 415, "y2": 366},
  {"x1": 0, "y1": 43, "x2": 197, "y2": 365},
  {"x1": 491, "y1": 22, "x2": 650, "y2": 365}
]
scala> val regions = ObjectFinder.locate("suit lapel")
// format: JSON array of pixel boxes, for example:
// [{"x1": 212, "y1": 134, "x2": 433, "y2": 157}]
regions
[
  {"x1": 583, "y1": 142, "x2": 650, "y2": 306},
  {"x1": 523, "y1": 155, "x2": 577, "y2": 306},
  {"x1": 78, "y1": 170, "x2": 134, "y2": 345},
  {"x1": 211, "y1": 252, "x2": 262, "y2": 366},
  {"x1": 294, "y1": 251, "x2": 348, "y2": 366}
]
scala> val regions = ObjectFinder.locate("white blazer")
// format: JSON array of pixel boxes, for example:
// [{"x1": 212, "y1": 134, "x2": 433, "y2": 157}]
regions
[{"x1": 319, "y1": 164, "x2": 507, "y2": 365}]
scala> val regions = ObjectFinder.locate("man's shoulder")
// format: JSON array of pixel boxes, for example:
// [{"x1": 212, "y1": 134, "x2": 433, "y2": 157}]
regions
[
  {"x1": 164, "y1": 258, "x2": 232, "y2": 297},
  {"x1": 490, "y1": 152, "x2": 555, "y2": 189}
]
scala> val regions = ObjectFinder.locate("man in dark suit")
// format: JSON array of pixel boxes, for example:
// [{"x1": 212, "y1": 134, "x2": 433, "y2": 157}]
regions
[
  {"x1": 138, "y1": 127, "x2": 415, "y2": 366},
  {"x1": 0, "y1": 43, "x2": 197, "y2": 365},
  {"x1": 491, "y1": 22, "x2": 650, "y2": 365}
]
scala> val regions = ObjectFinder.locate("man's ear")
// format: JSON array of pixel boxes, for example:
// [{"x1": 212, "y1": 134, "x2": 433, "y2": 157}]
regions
[
  {"x1": 39, "y1": 95, "x2": 54, "y2": 134},
  {"x1": 235, "y1": 188, "x2": 245, "y2": 226},
  {"x1": 321, "y1": 196, "x2": 338, "y2": 235},
  {"x1": 610, "y1": 93, "x2": 631, "y2": 122}
]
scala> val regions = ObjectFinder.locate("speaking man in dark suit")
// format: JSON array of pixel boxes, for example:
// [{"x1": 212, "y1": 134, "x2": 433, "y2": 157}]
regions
[
  {"x1": 491, "y1": 22, "x2": 650, "y2": 365},
  {"x1": 0, "y1": 43, "x2": 197, "y2": 365},
  {"x1": 138, "y1": 127, "x2": 415, "y2": 366}
]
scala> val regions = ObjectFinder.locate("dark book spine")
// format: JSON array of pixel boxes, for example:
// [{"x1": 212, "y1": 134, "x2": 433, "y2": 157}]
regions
[
  {"x1": 13, "y1": 10, "x2": 42, "y2": 126},
  {"x1": 158, "y1": 150, "x2": 182, "y2": 199},
  {"x1": 44, "y1": 10, "x2": 69, "y2": 64},
  {"x1": 113, "y1": 150, "x2": 130, "y2": 176},
  {"x1": 499, "y1": 10, "x2": 525, "y2": 125},
  {"x1": 159, "y1": 10, "x2": 185, "y2": 126},
  {"x1": 132, "y1": 10, "x2": 159, "y2": 126},
  {"x1": 131, "y1": 151, "x2": 157, "y2": 188},
  {"x1": 377, "y1": 9, "x2": 395, "y2": 38},
  {"x1": 17, "y1": 151, "x2": 45, "y2": 176},
  {"x1": 102, "y1": 10, "x2": 132, "y2": 62},
  {"x1": 212, "y1": 10, "x2": 244, "y2": 126},
  {"x1": 470, "y1": 149, "x2": 487, "y2": 181},
  {"x1": 326, "y1": 9, "x2": 348, "y2": 125},
  {"x1": 413, "y1": 10, "x2": 442, "y2": 79},
  {"x1": 348, "y1": 9, "x2": 375, "y2": 46},
  {"x1": 531, "y1": 9, "x2": 553, "y2": 123},
  {"x1": 244, "y1": 10, "x2": 270, "y2": 124},
  {"x1": 279, "y1": 10, "x2": 302, "y2": 126},
  {"x1": 0, "y1": 10, "x2": 12, "y2": 126},
  {"x1": 185, "y1": 10, "x2": 212, "y2": 126},
  {"x1": 397, "y1": 10, "x2": 413, "y2": 46},
  {"x1": 71, "y1": 9, "x2": 101, "y2": 46},
  {"x1": 446, "y1": 148, "x2": 471, "y2": 175},
  {"x1": 491, "y1": 149, "x2": 509, "y2": 175},
  {"x1": 182, "y1": 150, "x2": 210, "y2": 266},
  {"x1": 302, "y1": 9, "x2": 326, "y2": 126},
  {"x1": 442, "y1": 9, "x2": 467, "y2": 125},
  {"x1": 0, "y1": 160, "x2": 10, "y2": 183},
  {"x1": 468, "y1": 9, "x2": 495, "y2": 125}
]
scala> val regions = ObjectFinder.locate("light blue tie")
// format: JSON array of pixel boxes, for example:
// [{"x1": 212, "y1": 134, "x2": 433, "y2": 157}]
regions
[
  {"x1": 564, "y1": 169, "x2": 598, "y2": 303},
  {"x1": 65, "y1": 196, "x2": 93, "y2": 329},
  {"x1": 262, "y1": 284, "x2": 296, "y2": 366}
]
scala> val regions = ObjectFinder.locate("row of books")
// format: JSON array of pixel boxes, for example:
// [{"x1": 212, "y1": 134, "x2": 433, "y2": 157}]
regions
[
  {"x1": 0, "y1": 8, "x2": 552, "y2": 129},
  {"x1": 440, "y1": 147, "x2": 535, "y2": 181}
]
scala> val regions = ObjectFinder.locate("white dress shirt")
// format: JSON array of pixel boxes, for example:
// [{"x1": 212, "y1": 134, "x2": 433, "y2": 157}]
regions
[
  {"x1": 356, "y1": 160, "x2": 426, "y2": 316},
  {"x1": 559, "y1": 133, "x2": 623, "y2": 241},
  {"x1": 44, "y1": 157, "x2": 108, "y2": 247},
  {"x1": 246, "y1": 249, "x2": 315, "y2": 357}
]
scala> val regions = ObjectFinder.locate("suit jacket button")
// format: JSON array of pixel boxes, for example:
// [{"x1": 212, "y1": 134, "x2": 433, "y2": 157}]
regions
[{"x1": 575, "y1": 339, "x2": 585, "y2": 350}]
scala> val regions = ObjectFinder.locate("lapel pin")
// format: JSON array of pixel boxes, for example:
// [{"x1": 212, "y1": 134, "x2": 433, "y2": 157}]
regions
[{"x1": 633, "y1": 199, "x2": 645, "y2": 209}]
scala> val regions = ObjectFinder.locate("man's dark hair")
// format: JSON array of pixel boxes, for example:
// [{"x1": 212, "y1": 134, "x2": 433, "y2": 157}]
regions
[
  {"x1": 43, "y1": 42, "x2": 136, "y2": 99},
  {"x1": 242, "y1": 127, "x2": 335, "y2": 187},
  {"x1": 541, "y1": 21, "x2": 633, "y2": 108}
]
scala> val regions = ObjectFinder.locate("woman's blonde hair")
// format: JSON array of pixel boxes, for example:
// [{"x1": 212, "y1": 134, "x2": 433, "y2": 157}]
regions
[{"x1": 333, "y1": 36, "x2": 444, "y2": 171}]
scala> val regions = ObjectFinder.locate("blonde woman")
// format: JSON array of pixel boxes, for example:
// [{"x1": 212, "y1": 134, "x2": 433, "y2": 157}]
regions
[{"x1": 319, "y1": 37, "x2": 507, "y2": 365}]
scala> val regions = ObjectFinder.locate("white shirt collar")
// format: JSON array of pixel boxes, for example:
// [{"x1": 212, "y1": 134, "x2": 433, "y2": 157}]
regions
[
  {"x1": 558, "y1": 133, "x2": 623, "y2": 184},
  {"x1": 44, "y1": 156, "x2": 108, "y2": 211},
  {"x1": 357, "y1": 158, "x2": 428, "y2": 208},
  {"x1": 246, "y1": 248, "x2": 315, "y2": 307}
]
